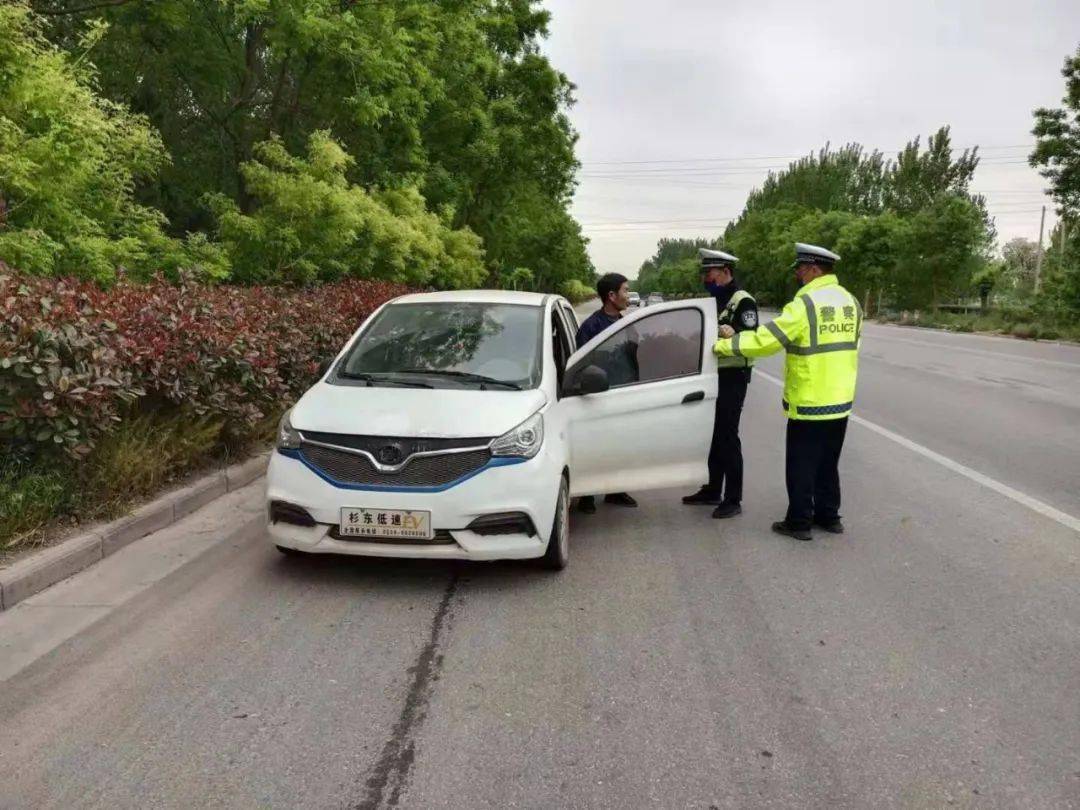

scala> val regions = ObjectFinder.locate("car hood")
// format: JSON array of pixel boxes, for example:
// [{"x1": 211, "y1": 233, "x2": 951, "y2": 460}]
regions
[{"x1": 289, "y1": 383, "x2": 547, "y2": 439}]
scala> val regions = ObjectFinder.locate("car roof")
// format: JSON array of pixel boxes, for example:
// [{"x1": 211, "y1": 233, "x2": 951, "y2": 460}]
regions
[{"x1": 390, "y1": 289, "x2": 553, "y2": 307}]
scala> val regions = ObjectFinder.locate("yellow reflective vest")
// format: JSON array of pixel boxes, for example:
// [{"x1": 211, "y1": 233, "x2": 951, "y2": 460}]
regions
[{"x1": 714, "y1": 275, "x2": 861, "y2": 421}]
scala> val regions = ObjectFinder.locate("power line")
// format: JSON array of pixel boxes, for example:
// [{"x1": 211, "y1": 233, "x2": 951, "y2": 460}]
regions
[
  {"x1": 579, "y1": 144, "x2": 1033, "y2": 167},
  {"x1": 577, "y1": 159, "x2": 1033, "y2": 181}
]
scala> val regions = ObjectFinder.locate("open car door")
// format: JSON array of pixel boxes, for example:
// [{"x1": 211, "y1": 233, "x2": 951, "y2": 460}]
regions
[{"x1": 559, "y1": 298, "x2": 718, "y2": 497}]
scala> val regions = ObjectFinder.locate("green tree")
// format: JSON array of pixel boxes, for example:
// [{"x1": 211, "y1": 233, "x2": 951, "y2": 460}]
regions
[
  {"x1": 0, "y1": 3, "x2": 219, "y2": 281},
  {"x1": 635, "y1": 237, "x2": 720, "y2": 296},
  {"x1": 31, "y1": 0, "x2": 591, "y2": 291},
  {"x1": 714, "y1": 128, "x2": 995, "y2": 309},
  {"x1": 1031, "y1": 46, "x2": 1080, "y2": 319},
  {"x1": 834, "y1": 212, "x2": 904, "y2": 312},
  {"x1": 885, "y1": 127, "x2": 982, "y2": 215},
  {"x1": 207, "y1": 132, "x2": 485, "y2": 287},
  {"x1": 893, "y1": 195, "x2": 990, "y2": 309},
  {"x1": 743, "y1": 144, "x2": 889, "y2": 217},
  {"x1": 1031, "y1": 45, "x2": 1080, "y2": 218},
  {"x1": 1001, "y1": 237, "x2": 1041, "y2": 294}
]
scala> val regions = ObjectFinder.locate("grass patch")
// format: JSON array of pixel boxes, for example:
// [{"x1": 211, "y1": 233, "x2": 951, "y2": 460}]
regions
[
  {"x1": 875, "y1": 309, "x2": 1080, "y2": 342},
  {"x1": 78, "y1": 412, "x2": 225, "y2": 519},
  {"x1": 1, "y1": 406, "x2": 282, "y2": 556},
  {"x1": 0, "y1": 463, "x2": 73, "y2": 551}
]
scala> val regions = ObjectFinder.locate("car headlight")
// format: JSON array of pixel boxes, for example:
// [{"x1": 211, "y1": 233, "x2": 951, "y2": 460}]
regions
[
  {"x1": 490, "y1": 413, "x2": 544, "y2": 459},
  {"x1": 277, "y1": 410, "x2": 301, "y2": 450}
]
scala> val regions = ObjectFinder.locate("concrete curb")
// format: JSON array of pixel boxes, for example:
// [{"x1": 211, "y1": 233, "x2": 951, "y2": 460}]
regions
[{"x1": 0, "y1": 450, "x2": 271, "y2": 612}]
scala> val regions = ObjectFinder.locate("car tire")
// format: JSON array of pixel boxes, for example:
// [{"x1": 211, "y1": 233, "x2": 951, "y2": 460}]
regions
[
  {"x1": 540, "y1": 476, "x2": 569, "y2": 571},
  {"x1": 275, "y1": 545, "x2": 304, "y2": 557}
]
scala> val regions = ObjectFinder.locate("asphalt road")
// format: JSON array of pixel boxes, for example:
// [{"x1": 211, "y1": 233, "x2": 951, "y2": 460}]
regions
[{"x1": 2, "y1": 314, "x2": 1079, "y2": 809}]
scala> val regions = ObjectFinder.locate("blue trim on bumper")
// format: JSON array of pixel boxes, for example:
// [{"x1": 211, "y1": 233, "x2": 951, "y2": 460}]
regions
[{"x1": 277, "y1": 447, "x2": 528, "y2": 493}]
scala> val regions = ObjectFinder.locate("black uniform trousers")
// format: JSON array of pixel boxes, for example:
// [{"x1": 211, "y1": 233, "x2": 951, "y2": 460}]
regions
[
  {"x1": 706, "y1": 367, "x2": 750, "y2": 505},
  {"x1": 784, "y1": 417, "x2": 848, "y2": 530}
]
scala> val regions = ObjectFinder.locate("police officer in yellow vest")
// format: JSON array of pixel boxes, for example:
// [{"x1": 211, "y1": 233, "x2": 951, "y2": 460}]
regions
[
  {"x1": 683, "y1": 248, "x2": 758, "y2": 518},
  {"x1": 713, "y1": 243, "x2": 861, "y2": 541}
]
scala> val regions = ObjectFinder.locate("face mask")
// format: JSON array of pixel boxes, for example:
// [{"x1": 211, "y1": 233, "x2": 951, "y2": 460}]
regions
[{"x1": 704, "y1": 280, "x2": 726, "y2": 295}]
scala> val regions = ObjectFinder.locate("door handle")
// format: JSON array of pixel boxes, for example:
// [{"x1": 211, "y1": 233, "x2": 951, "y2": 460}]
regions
[{"x1": 682, "y1": 391, "x2": 705, "y2": 404}]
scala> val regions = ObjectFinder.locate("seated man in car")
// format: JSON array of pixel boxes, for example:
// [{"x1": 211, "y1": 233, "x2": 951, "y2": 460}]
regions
[{"x1": 574, "y1": 272, "x2": 639, "y2": 515}]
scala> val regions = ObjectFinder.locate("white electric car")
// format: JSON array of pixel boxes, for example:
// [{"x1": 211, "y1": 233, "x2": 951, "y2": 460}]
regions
[{"x1": 267, "y1": 290, "x2": 718, "y2": 569}]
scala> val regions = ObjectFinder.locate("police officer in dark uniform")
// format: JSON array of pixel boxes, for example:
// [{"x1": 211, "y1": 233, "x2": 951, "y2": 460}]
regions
[{"x1": 683, "y1": 248, "x2": 758, "y2": 518}]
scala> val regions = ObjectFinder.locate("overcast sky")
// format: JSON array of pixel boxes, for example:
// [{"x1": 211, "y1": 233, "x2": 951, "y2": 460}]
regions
[{"x1": 541, "y1": 0, "x2": 1079, "y2": 277}]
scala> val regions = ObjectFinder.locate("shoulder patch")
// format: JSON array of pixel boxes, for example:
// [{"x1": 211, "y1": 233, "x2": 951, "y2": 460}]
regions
[{"x1": 741, "y1": 309, "x2": 758, "y2": 328}]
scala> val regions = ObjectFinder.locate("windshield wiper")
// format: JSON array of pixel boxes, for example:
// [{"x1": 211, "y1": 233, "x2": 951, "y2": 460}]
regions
[
  {"x1": 397, "y1": 368, "x2": 523, "y2": 390},
  {"x1": 337, "y1": 371, "x2": 433, "y2": 389}
]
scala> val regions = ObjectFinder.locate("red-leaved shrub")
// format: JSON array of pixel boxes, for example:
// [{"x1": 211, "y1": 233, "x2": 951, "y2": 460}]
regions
[{"x1": 1, "y1": 266, "x2": 408, "y2": 457}]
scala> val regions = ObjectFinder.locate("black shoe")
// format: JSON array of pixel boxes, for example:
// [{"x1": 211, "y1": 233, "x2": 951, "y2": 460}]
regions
[
  {"x1": 772, "y1": 520, "x2": 812, "y2": 541},
  {"x1": 604, "y1": 492, "x2": 638, "y2": 507},
  {"x1": 682, "y1": 487, "x2": 723, "y2": 506},
  {"x1": 578, "y1": 496, "x2": 596, "y2": 514},
  {"x1": 814, "y1": 518, "x2": 844, "y2": 534},
  {"x1": 711, "y1": 502, "x2": 742, "y2": 519}
]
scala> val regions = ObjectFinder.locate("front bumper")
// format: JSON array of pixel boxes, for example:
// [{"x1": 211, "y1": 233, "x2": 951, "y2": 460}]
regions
[{"x1": 265, "y1": 449, "x2": 563, "y2": 561}]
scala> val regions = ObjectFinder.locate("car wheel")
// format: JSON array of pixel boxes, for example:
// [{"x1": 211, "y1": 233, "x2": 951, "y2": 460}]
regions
[
  {"x1": 540, "y1": 476, "x2": 569, "y2": 570},
  {"x1": 276, "y1": 545, "x2": 304, "y2": 557}
]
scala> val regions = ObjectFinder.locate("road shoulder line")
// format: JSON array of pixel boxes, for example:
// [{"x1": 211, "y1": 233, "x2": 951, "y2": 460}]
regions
[{"x1": 755, "y1": 370, "x2": 1080, "y2": 535}]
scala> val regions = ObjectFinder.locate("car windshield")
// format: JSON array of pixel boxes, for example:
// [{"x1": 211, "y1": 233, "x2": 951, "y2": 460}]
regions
[{"x1": 336, "y1": 302, "x2": 544, "y2": 390}]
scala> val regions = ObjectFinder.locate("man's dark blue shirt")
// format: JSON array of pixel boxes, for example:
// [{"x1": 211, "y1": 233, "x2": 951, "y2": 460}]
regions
[{"x1": 575, "y1": 308, "x2": 620, "y2": 349}]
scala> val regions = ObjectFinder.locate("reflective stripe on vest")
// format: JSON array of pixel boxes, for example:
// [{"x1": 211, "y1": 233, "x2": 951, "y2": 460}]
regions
[
  {"x1": 718, "y1": 289, "x2": 753, "y2": 326},
  {"x1": 783, "y1": 400, "x2": 854, "y2": 417},
  {"x1": 717, "y1": 290, "x2": 756, "y2": 369}
]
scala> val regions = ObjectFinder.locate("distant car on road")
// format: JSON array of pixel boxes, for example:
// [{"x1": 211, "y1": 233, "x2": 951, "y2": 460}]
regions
[
  {"x1": 628, "y1": 291, "x2": 641, "y2": 308},
  {"x1": 268, "y1": 291, "x2": 719, "y2": 570},
  {"x1": 646, "y1": 293, "x2": 664, "y2": 307}
]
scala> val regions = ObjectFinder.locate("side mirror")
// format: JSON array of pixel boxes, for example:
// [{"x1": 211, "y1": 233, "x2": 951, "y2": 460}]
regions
[{"x1": 574, "y1": 364, "x2": 610, "y2": 396}]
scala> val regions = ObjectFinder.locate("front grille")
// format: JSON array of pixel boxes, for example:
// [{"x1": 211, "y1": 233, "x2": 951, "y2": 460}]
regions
[
  {"x1": 300, "y1": 432, "x2": 493, "y2": 456},
  {"x1": 300, "y1": 443, "x2": 491, "y2": 488}
]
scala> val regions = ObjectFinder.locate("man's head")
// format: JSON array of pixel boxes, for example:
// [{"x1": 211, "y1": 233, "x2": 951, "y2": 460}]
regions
[
  {"x1": 793, "y1": 261, "x2": 826, "y2": 287},
  {"x1": 791, "y1": 243, "x2": 840, "y2": 287},
  {"x1": 597, "y1": 272, "x2": 630, "y2": 312},
  {"x1": 698, "y1": 248, "x2": 738, "y2": 292},
  {"x1": 701, "y1": 264, "x2": 734, "y2": 288}
]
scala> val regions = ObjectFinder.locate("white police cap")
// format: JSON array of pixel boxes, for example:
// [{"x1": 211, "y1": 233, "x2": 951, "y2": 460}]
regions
[
  {"x1": 699, "y1": 248, "x2": 738, "y2": 268},
  {"x1": 792, "y1": 243, "x2": 840, "y2": 268}
]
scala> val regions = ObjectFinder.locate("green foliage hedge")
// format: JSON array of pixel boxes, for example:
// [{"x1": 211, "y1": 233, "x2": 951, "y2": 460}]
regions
[{"x1": 1, "y1": 266, "x2": 408, "y2": 460}]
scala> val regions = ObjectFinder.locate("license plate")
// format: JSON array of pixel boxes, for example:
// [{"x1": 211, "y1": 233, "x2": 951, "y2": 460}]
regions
[{"x1": 339, "y1": 508, "x2": 433, "y2": 540}]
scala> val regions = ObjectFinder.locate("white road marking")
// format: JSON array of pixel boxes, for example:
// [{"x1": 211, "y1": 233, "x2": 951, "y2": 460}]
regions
[
  {"x1": 755, "y1": 370, "x2": 1080, "y2": 534},
  {"x1": 864, "y1": 329, "x2": 1080, "y2": 371}
]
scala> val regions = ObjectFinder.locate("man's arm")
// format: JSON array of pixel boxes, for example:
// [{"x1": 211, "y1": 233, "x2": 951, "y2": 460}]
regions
[
  {"x1": 733, "y1": 297, "x2": 759, "y2": 333},
  {"x1": 714, "y1": 298, "x2": 807, "y2": 359}
]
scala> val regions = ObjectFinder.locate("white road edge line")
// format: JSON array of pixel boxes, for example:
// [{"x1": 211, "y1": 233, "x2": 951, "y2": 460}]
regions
[
  {"x1": 755, "y1": 370, "x2": 1080, "y2": 534},
  {"x1": 864, "y1": 331, "x2": 1080, "y2": 371}
]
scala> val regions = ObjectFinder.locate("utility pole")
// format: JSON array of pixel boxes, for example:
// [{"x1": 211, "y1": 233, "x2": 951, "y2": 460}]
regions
[{"x1": 1034, "y1": 205, "x2": 1046, "y2": 294}]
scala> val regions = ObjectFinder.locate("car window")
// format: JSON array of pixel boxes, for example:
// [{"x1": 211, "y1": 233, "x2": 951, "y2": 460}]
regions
[
  {"x1": 336, "y1": 302, "x2": 544, "y2": 389},
  {"x1": 558, "y1": 303, "x2": 579, "y2": 333},
  {"x1": 569, "y1": 308, "x2": 703, "y2": 390},
  {"x1": 551, "y1": 309, "x2": 574, "y2": 386}
]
